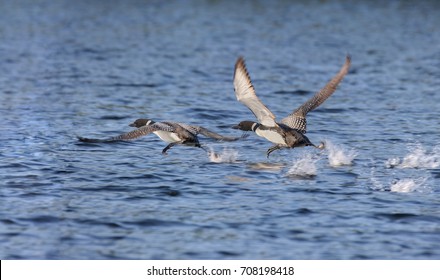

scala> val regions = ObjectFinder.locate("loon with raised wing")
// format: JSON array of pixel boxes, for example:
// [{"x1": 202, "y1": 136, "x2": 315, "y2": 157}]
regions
[
  {"x1": 232, "y1": 55, "x2": 351, "y2": 157},
  {"x1": 78, "y1": 118, "x2": 242, "y2": 154}
]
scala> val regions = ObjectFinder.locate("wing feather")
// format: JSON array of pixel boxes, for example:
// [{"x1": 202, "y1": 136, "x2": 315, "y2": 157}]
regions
[
  {"x1": 175, "y1": 123, "x2": 200, "y2": 135},
  {"x1": 234, "y1": 57, "x2": 277, "y2": 127},
  {"x1": 77, "y1": 124, "x2": 168, "y2": 142},
  {"x1": 196, "y1": 126, "x2": 241, "y2": 141},
  {"x1": 280, "y1": 55, "x2": 351, "y2": 133}
]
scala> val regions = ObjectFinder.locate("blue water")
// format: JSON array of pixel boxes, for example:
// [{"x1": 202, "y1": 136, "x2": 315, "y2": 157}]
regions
[{"x1": 1, "y1": 0, "x2": 440, "y2": 259}]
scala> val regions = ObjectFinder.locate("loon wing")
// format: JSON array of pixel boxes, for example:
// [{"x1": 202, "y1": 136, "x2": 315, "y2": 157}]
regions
[
  {"x1": 234, "y1": 57, "x2": 277, "y2": 127},
  {"x1": 77, "y1": 123, "x2": 172, "y2": 142},
  {"x1": 280, "y1": 55, "x2": 351, "y2": 133},
  {"x1": 175, "y1": 123, "x2": 239, "y2": 141},
  {"x1": 175, "y1": 123, "x2": 200, "y2": 136},
  {"x1": 196, "y1": 126, "x2": 241, "y2": 141}
]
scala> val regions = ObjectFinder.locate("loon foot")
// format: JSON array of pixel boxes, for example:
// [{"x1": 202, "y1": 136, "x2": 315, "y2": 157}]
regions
[
  {"x1": 266, "y1": 145, "x2": 282, "y2": 158},
  {"x1": 162, "y1": 142, "x2": 179, "y2": 155}
]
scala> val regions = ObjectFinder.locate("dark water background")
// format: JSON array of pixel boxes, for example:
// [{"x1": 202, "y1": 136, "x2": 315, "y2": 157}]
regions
[{"x1": 1, "y1": 0, "x2": 439, "y2": 259}]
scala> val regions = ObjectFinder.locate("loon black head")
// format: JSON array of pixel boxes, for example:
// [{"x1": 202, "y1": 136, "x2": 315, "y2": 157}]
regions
[
  {"x1": 129, "y1": 118, "x2": 154, "y2": 128},
  {"x1": 232, "y1": 121, "x2": 260, "y2": 131}
]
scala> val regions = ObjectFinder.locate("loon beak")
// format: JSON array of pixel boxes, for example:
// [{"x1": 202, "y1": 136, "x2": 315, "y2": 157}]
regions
[
  {"x1": 129, "y1": 123, "x2": 136, "y2": 127},
  {"x1": 231, "y1": 125, "x2": 240, "y2": 129}
]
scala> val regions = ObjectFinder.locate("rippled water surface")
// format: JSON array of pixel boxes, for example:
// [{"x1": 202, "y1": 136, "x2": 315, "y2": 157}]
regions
[{"x1": 1, "y1": 0, "x2": 440, "y2": 259}]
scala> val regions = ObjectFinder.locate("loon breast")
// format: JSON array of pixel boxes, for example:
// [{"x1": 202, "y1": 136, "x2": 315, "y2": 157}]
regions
[
  {"x1": 255, "y1": 128, "x2": 286, "y2": 145},
  {"x1": 153, "y1": 131, "x2": 182, "y2": 143}
]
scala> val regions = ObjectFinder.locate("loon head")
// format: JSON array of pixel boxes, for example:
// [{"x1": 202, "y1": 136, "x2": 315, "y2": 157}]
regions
[
  {"x1": 232, "y1": 121, "x2": 259, "y2": 132},
  {"x1": 129, "y1": 118, "x2": 154, "y2": 128}
]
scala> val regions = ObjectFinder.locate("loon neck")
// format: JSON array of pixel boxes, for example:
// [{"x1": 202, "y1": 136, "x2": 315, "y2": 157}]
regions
[{"x1": 251, "y1": 122, "x2": 260, "y2": 132}]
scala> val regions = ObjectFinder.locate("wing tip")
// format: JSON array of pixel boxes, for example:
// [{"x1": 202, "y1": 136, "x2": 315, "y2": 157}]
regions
[
  {"x1": 234, "y1": 56, "x2": 252, "y2": 80},
  {"x1": 236, "y1": 55, "x2": 245, "y2": 64},
  {"x1": 235, "y1": 56, "x2": 247, "y2": 74},
  {"x1": 234, "y1": 56, "x2": 255, "y2": 99},
  {"x1": 344, "y1": 54, "x2": 352, "y2": 69}
]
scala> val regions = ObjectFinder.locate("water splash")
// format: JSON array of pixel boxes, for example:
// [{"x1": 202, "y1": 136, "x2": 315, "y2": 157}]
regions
[
  {"x1": 208, "y1": 147, "x2": 238, "y2": 163},
  {"x1": 390, "y1": 178, "x2": 428, "y2": 193},
  {"x1": 369, "y1": 166, "x2": 431, "y2": 193},
  {"x1": 324, "y1": 140, "x2": 357, "y2": 167},
  {"x1": 386, "y1": 143, "x2": 440, "y2": 169},
  {"x1": 371, "y1": 176, "x2": 430, "y2": 193},
  {"x1": 286, "y1": 152, "x2": 319, "y2": 178}
]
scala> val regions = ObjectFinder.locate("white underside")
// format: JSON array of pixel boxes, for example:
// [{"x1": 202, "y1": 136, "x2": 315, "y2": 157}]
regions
[
  {"x1": 256, "y1": 129, "x2": 286, "y2": 145},
  {"x1": 153, "y1": 131, "x2": 181, "y2": 143}
]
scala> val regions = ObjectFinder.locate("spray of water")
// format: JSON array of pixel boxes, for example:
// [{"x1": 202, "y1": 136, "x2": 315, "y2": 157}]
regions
[
  {"x1": 286, "y1": 152, "x2": 319, "y2": 178},
  {"x1": 369, "y1": 165, "x2": 431, "y2": 193},
  {"x1": 390, "y1": 178, "x2": 425, "y2": 193},
  {"x1": 324, "y1": 140, "x2": 357, "y2": 167},
  {"x1": 372, "y1": 176, "x2": 430, "y2": 193},
  {"x1": 386, "y1": 143, "x2": 440, "y2": 169},
  {"x1": 208, "y1": 147, "x2": 238, "y2": 163}
]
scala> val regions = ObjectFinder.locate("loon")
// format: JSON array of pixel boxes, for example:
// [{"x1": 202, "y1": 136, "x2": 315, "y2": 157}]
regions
[
  {"x1": 232, "y1": 55, "x2": 351, "y2": 157},
  {"x1": 78, "y1": 118, "x2": 242, "y2": 154}
]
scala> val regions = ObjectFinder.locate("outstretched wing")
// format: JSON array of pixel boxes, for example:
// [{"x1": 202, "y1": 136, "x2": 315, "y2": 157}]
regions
[
  {"x1": 77, "y1": 123, "x2": 170, "y2": 143},
  {"x1": 196, "y1": 126, "x2": 242, "y2": 141},
  {"x1": 234, "y1": 57, "x2": 277, "y2": 127},
  {"x1": 280, "y1": 55, "x2": 351, "y2": 133},
  {"x1": 175, "y1": 123, "x2": 200, "y2": 136},
  {"x1": 177, "y1": 123, "x2": 241, "y2": 141}
]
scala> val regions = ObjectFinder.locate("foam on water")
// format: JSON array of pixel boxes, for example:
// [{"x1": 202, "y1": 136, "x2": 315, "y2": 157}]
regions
[
  {"x1": 286, "y1": 152, "x2": 319, "y2": 178},
  {"x1": 324, "y1": 140, "x2": 357, "y2": 167},
  {"x1": 386, "y1": 143, "x2": 440, "y2": 169},
  {"x1": 208, "y1": 147, "x2": 239, "y2": 163}
]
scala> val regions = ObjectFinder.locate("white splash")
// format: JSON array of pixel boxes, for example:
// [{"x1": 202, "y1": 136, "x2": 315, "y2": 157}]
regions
[
  {"x1": 325, "y1": 140, "x2": 357, "y2": 167},
  {"x1": 390, "y1": 177, "x2": 429, "y2": 193},
  {"x1": 369, "y1": 166, "x2": 431, "y2": 193},
  {"x1": 386, "y1": 144, "x2": 440, "y2": 169},
  {"x1": 286, "y1": 152, "x2": 318, "y2": 178},
  {"x1": 208, "y1": 147, "x2": 238, "y2": 163}
]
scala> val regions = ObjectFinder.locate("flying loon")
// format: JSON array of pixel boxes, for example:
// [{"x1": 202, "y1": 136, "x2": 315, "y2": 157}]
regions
[
  {"x1": 232, "y1": 55, "x2": 351, "y2": 157},
  {"x1": 78, "y1": 118, "x2": 242, "y2": 154}
]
